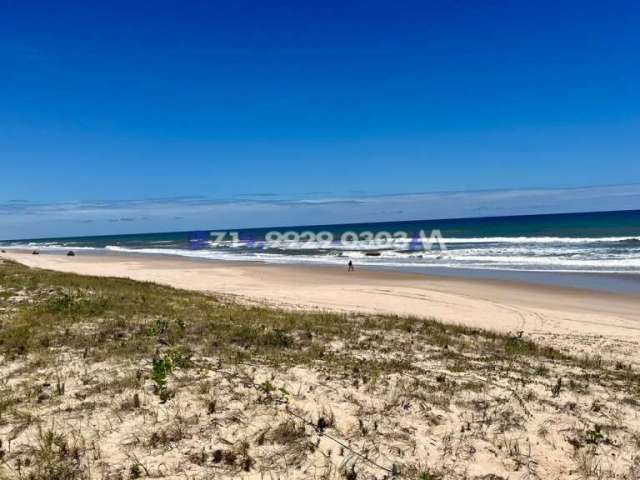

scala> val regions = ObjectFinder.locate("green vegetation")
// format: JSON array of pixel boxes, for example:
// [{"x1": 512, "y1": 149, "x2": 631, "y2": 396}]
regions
[
  {"x1": 1, "y1": 258, "x2": 639, "y2": 479},
  {"x1": 0, "y1": 259, "x2": 586, "y2": 374},
  {"x1": 151, "y1": 354, "x2": 173, "y2": 401}
]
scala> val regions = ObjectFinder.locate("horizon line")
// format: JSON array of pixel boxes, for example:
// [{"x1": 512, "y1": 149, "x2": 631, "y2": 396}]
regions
[{"x1": 3, "y1": 207, "x2": 639, "y2": 244}]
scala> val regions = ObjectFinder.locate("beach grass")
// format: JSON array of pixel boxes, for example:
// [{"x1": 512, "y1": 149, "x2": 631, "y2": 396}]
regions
[
  {"x1": 1, "y1": 258, "x2": 639, "y2": 479},
  {"x1": 0, "y1": 259, "x2": 571, "y2": 368}
]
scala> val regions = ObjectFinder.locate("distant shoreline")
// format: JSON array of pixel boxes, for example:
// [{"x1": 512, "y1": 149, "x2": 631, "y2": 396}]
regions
[
  {"x1": 3, "y1": 208, "x2": 640, "y2": 280},
  {"x1": 4, "y1": 245, "x2": 640, "y2": 295},
  {"x1": 3, "y1": 250, "x2": 639, "y2": 356}
]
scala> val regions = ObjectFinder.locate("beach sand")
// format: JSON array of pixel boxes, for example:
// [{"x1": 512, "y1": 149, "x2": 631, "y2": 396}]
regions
[
  {"x1": 3, "y1": 250, "x2": 639, "y2": 364},
  {"x1": 3, "y1": 251, "x2": 640, "y2": 479}
]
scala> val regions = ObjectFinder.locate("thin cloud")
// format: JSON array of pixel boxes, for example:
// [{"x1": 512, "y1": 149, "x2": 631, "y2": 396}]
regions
[{"x1": 1, "y1": 184, "x2": 639, "y2": 240}]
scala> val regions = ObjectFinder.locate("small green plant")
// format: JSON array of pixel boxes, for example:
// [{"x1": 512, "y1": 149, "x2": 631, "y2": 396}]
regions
[
  {"x1": 44, "y1": 291, "x2": 75, "y2": 312},
  {"x1": 151, "y1": 354, "x2": 173, "y2": 399},
  {"x1": 417, "y1": 469, "x2": 442, "y2": 480},
  {"x1": 151, "y1": 318, "x2": 169, "y2": 336},
  {"x1": 585, "y1": 424, "x2": 605, "y2": 445},
  {"x1": 258, "y1": 380, "x2": 275, "y2": 395},
  {"x1": 278, "y1": 387, "x2": 290, "y2": 401},
  {"x1": 266, "y1": 328, "x2": 293, "y2": 348},
  {"x1": 256, "y1": 380, "x2": 290, "y2": 404},
  {"x1": 167, "y1": 346, "x2": 192, "y2": 368}
]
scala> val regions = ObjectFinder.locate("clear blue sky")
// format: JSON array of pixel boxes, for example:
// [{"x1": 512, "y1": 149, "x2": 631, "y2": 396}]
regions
[{"x1": 1, "y1": 1, "x2": 639, "y2": 238}]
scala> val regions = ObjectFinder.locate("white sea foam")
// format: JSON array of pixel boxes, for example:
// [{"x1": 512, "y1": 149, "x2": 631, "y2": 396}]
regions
[
  {"x1": 5, "y1": 237, "x2": 640, "y2": 274},
  {"x1": 431, "y1": 236, "x2": 640, "y2": 244},
  {"x1": 2, "y1": 244, "x2": 101, "y2": 251},
  {"x1": 99, "y1": 245, "x2": 640, "y2": 273},
  {"x1": 204, "y1": 236, "x2": 640, "y2": 250}
]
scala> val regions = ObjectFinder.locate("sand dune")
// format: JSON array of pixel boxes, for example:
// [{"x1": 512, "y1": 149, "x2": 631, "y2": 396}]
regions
[{"x1": 3, "y1": 251, "x2": 639, "y2": 364}]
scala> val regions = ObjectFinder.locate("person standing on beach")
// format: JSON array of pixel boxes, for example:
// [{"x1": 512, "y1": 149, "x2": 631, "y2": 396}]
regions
[{"x1": 348, "y1": 260, "x2": 354, "y2": 272}]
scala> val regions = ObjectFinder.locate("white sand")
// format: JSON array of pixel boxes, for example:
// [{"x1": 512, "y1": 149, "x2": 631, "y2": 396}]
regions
[
  {"x1": 3, "y1": 250, "x2": 640, "y2": 363},
  {"x1": 3, "y1": 251, "x2": 640, "y2": 479}
]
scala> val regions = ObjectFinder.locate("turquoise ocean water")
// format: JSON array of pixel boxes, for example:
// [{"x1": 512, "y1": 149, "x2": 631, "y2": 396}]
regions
[{"x1": 4, "y1": 209, "x2": 640, "y2": 292}]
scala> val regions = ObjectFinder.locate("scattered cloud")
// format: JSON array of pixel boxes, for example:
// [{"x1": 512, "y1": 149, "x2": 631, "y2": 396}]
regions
[
  {"x1": 108, "y1": 217, "x2": 137, "y2": 223},
  {"x1": 1, "y1": 184, "x2": 639, "y2": 240},
  {"x1": 233, "y1": 193, "x2": 280, "y2": 198}
]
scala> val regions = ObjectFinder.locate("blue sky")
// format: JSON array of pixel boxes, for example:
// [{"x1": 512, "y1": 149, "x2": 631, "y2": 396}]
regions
[{"x1": 1, "y1": 1, "x2": 639, "y2": 239}]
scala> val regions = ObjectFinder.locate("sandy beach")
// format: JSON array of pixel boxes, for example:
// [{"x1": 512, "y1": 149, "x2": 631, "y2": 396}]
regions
[
  {"x1": 3, "y1": 250, "x2": 639, "y2": 364},
  {"x1": 3, "y1": 251, "x2": 640, "y2": 479}
]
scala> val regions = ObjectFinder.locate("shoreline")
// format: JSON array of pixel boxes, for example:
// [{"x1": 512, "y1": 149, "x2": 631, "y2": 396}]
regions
[
  {"x1": 3, "y1": 249, "x2": 640, "y2": 365},
  {"x1": 6, "y1": 247, "x2": 640, "y2": 297},
  {"x1": 5, "y1": 245, "x2": 640, "y2": 294}
]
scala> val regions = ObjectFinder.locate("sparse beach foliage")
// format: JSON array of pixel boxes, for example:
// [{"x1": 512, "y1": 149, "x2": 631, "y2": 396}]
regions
[{"x1": 1, "y1": 259, "x2": 639, "y2": 479}]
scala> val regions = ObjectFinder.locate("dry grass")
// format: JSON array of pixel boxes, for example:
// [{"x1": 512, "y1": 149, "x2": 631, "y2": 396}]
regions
[{"x1": 1, "y1": 259, "x2": 639, "y2": 479}]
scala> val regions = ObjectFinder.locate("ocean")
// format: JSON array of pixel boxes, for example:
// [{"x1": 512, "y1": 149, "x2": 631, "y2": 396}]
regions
[{"x1": 3, "y1": 209, "x2": 640, "y2": 292}]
